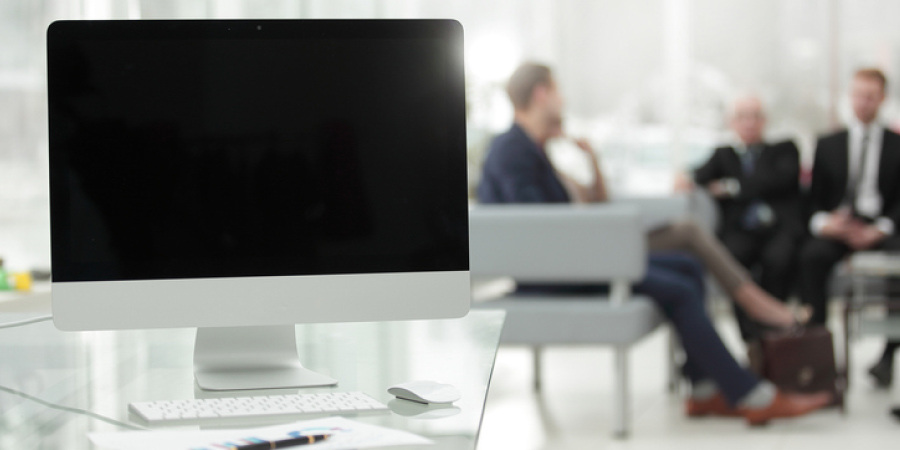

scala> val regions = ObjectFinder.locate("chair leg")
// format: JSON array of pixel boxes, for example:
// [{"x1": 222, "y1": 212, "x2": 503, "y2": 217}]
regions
[
  {"x1": 613, "y1": 346, "x2": 630, "y2": 439},
  {"x1": 532, "y1": 346, "x2": 543, "y2": 392}
]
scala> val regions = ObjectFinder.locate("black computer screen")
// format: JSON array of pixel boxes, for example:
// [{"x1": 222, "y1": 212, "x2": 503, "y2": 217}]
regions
[{"x1": 48, "y1": 20, "x2": 468, "y2": 282}]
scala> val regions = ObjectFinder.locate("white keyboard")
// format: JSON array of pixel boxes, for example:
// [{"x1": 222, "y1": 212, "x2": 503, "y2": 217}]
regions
[{"x1": 129, "y1": 391, "x2": 388, "y2": 424}]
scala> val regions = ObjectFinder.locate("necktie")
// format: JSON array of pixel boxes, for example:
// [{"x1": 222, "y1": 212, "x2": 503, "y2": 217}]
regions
[
  {"x1": 741, "y1": 145, "x2": 759, "y2": 175},
  {"x1": 845, "y1": 130, "x2": 871, "y2": 215},
  {"x1": 740, "y1": 145, "x2": 772, "y2": 230}
]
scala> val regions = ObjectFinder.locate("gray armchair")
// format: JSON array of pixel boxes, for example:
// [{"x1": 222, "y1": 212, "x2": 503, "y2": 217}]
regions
[{"x1": 469, "y1": 204, "x2": 670, "y2": 438}]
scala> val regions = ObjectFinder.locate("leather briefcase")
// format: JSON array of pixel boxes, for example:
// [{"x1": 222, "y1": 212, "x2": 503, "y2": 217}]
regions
[{"x1": 758, "y1": 326, "x2": 844, "y2": 409}]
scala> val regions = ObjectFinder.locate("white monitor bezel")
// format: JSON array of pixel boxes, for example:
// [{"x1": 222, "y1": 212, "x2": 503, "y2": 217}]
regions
[{"x1": 52, "y1": 270, "x2": 470, "y2": 331}]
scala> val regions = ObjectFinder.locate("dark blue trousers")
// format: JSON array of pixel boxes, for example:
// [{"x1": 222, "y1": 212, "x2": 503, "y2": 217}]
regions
[{"x1": 636, "y1": 252, "x2": 759, "y2": 405}]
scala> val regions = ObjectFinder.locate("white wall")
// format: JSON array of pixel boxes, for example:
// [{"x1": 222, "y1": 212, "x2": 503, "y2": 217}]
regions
[{"x1": 2, "y1": 0, "x2": 900, "y2": 268}]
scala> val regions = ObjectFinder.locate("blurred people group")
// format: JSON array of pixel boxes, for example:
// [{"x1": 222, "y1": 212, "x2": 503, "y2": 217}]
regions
[
  {"x1": 692, "y1": 68, "x2": 900, "y2": 387},
  {"x1": 477, "y1": 62, "x2": 900, "y2": 426}
]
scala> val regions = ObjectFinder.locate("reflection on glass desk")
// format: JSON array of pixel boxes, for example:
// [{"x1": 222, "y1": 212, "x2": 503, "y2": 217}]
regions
[{"x1": 0, "y1": 308, "x2": 504, "y2": 449}]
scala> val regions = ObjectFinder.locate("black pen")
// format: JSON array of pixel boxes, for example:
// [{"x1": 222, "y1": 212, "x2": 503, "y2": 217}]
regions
[{"x1": 229, "y1": 434, "x2": 331, "y2": 450}]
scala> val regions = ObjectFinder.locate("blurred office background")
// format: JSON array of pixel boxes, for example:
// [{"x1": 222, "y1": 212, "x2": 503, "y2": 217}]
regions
[{"x1": 3, "y1": 0, "x2": 900, "y2": 269}]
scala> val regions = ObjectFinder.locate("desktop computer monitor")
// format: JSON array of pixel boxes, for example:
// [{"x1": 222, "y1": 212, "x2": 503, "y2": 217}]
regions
[{"x1": 47, "y1": 19, "x2": 470, "y2": 390}]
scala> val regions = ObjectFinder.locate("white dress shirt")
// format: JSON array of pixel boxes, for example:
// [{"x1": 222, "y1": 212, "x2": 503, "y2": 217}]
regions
[{"x1": 810, "y1": 119, "x2": 895, "y2": 236}]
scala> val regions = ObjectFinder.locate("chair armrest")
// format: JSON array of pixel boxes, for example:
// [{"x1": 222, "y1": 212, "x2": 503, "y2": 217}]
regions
[
  {"x1": 611, "y1": 194, "x2": 689, "y2": 231},
  {"x1": 468, "y1": 204, "x2": 646, "y2": 283}
]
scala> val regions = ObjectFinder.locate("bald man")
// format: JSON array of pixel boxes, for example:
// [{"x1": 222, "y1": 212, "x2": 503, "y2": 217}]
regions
[{"x1": 693, "y1": 95, "x2": 803, "y2": 341}]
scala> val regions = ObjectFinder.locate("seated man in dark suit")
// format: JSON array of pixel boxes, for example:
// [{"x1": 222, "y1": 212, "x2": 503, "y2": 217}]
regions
[
  {"x1": 478, "y1": 62, "x2": 830, "y2": 423},
  {"x1": 800, "y1": 68, "x2": 900, "y2": 387},
  {"x1": 694, "y1": 95, "x2": 803, "y2": 341}
]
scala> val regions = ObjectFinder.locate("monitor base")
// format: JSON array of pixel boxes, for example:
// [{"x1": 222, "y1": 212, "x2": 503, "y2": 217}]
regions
[{"x1": 193, "y1": 325, "x2": 337, "y2": 391}]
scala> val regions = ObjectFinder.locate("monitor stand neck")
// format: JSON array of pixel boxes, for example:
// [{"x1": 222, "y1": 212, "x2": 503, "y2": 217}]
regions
[{"x1": 193, "y1": 325, "x2": 338, "y2": 391}]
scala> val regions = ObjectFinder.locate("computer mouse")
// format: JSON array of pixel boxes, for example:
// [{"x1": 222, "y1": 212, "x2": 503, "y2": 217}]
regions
[{"x1": 388, "y1": 380, "x2": 461, "y2": 404}]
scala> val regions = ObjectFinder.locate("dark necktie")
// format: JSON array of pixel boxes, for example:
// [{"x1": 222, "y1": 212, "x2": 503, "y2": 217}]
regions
[
  {"x1": 740, "y1": 145, "x2": 772, "y2": 230},
  {"x1": 845, "y1": 130, "x2": 871, "y2": 215},
  {"x1": 741, "y1": 145, "x2": 759, "y2": 175}
]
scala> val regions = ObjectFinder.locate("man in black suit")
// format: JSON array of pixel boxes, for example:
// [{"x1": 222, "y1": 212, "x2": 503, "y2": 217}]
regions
[
  {"x1": 799, "y1": 68, "x2": 900, "y2": 387},
  {"x1": 694, "y1": 95, "x2": 803, "y2": 341}
]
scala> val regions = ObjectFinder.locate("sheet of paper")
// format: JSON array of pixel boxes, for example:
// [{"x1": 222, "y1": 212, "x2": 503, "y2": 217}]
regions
[{"x1": 89, "y1": 416, "x2": 433, "y2": 450}]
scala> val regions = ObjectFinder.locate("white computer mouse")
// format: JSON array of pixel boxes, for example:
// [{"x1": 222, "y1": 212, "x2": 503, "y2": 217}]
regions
[{"x1": 388, "y1": 380, "x2": 461, "y2": 404}]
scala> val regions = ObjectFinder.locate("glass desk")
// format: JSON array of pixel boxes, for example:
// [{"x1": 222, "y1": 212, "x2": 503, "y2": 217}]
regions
[{"x1": 0, "y1": 300, "x2": 504, "y2": 450}]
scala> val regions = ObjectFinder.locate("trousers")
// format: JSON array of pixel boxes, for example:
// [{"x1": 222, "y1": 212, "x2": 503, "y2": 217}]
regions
[
  {"x1": 647, "y1": 219, "x2": 751, "y2": 294},
  {"x1": 799, "y1": 234, "x2": 900, "y2": 325},
  {"x1": 721, "y1": 227, "x2": 798, "y2": 340},
  {"x1": 637, "y1": 252, "x2": 759, "y2": 405}
]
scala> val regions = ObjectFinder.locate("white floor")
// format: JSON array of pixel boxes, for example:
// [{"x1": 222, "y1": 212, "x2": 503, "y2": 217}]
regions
[{"x1": 477, "y1": 302, "x2": 900, "y2": 450}]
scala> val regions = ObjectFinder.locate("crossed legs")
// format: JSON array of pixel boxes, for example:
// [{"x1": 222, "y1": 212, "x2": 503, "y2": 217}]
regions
[
  {"x1": 647, "y1": 219, "x2": 798, "y2": 328},
  {"x1": 636, "y1": 252, "x2": 758, "y2": 404}
]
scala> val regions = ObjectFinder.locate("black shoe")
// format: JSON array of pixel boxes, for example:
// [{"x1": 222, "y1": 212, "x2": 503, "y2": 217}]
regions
[{"x1": 869, "y1": 360, "x2": 894, "y2": 388}]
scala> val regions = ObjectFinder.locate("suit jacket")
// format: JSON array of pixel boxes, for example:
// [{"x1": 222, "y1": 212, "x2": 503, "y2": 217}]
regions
[
  {"x1": 477, "y1": 124, "x2": 570, "y2": 204},
  {"x1": 808, "y1": 128, "x2": 900, "y2": 227},
  {"x1": 693, "y1": 140, "x2": 802, "y2": 235},
  {"x1": 477, "y1": 124, "x2": 582, "y2": 294}
]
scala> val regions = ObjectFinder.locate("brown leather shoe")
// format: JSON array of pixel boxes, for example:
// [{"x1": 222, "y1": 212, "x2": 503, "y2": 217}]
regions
[
  {"x1": 741, "y1": 390, "x2": 833, "y2": 426},
  {"x1": 686, "y1": 393, "x2": 741, "y2": 417}
]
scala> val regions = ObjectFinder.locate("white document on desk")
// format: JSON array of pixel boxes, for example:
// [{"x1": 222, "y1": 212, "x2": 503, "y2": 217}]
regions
[{"x1": 89, "y1": 416, "x2": 433, "y2": 449}]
